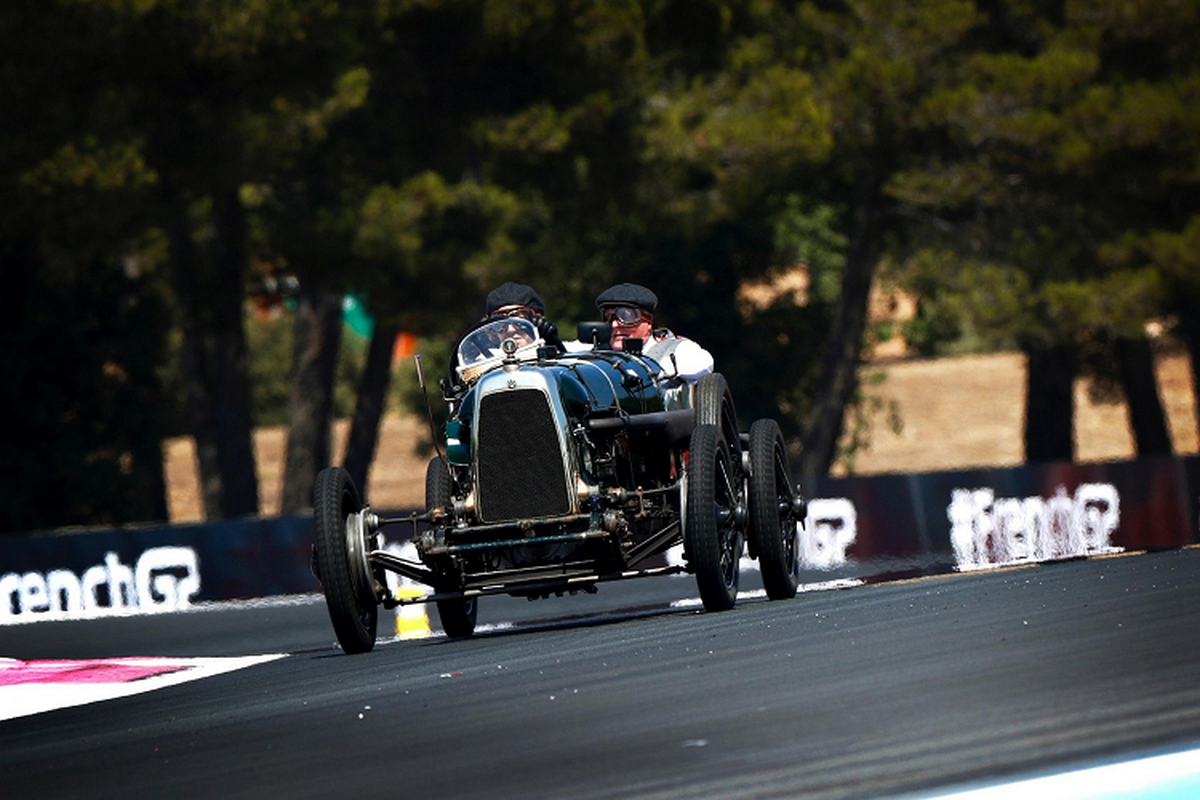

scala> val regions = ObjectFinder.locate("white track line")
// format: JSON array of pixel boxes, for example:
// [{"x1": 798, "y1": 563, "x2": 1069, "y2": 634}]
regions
[
  {"x1": 917, "y1": 746, "x2": 1200, "y2": 800},
  {"x1": 0, "y1": 654, "x2": 287, "y2": 721}
]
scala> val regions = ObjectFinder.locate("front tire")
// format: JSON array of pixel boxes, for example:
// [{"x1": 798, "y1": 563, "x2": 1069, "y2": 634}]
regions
[
  {"x1": 685, "y1": 424, "x2": 743, "y2": 611},
  {"x1": 747, "y1": 419, "x2": 800, "y2": 600},
  {"x1": 426, "y1": 457, "x2": 477, "y2": 638},
  {"x1": 313, "y1": 467, "x2": 378, "y2": 654}
]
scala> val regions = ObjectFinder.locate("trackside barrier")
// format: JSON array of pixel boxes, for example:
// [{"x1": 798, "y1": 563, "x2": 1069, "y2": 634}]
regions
[
  {"x1": 2, "y1": 456, "x2": 1197, "y2": 623},
  {"x1": 798, "y1": 454, "x2": 1200, "y2": 585},
  {"x1": 0, "y1": 516, "x2": 319, "y2": 621}
]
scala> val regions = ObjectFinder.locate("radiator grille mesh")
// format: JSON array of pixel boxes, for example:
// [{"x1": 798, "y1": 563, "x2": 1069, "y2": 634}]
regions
[{"x1": 477, "y1": 389, "x2": 571, "y2": 522}]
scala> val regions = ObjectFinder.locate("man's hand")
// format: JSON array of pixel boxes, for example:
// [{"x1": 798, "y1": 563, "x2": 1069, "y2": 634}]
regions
[{"x1": 534, "y1": 316, "x2": 564, "y2": 351}]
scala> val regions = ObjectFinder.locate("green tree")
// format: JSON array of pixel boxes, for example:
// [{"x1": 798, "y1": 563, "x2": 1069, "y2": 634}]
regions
[
  {"x1": 118, "y1": 0, "x2": 373, "y2": 517},
  {"x1": 892, "y1": 0, "x2": 1199, "y2": 460},
  {"x1": 317, "y1": 0, "x2": 667, "y2": 494},
  {"x1": 341, "y1": 173, "x2": 528, "y2": 495},
  {"x1": 1, "y1": 0, "x2": 173, "y2": 531},
  {"x1": 247, "y1": 62, "x2": 373, "y2": 513},
  {"x1": 635, "y1": 0, "x2": 981, "y2": 476},
  {"x1": 1109, "y1": 220, "x2": 1200, "y2": 440}
]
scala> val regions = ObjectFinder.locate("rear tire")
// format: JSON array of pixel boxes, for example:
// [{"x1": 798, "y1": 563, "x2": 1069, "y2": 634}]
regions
[
  {"x1": 313, "y1": 467, "x2": 378, "y2": 654},
  {"x1": 426, "y1": 457, "x2": 477, "y2": 638},
  {"x1": 695, "y1": 373, "x2": 742, "y2": 476},
  {"x1": 747, "y1": 419, "x2": 800, "y2": 600},
  {"x1": 685, "y1": 424, "x2": 742, "y2": 611}
]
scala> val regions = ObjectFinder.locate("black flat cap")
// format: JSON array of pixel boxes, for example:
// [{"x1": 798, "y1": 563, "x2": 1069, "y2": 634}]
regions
[
  {"x1": 595, "y1": 283, "x2": 657, "y2": 313},
  {"x1": 485, "y1": 282, "x2": 545, "y2": 316}
]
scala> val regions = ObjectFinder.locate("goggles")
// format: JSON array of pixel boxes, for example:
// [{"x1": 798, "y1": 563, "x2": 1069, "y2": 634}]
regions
[
  {"x1": 602, "y1": 306, "x2": 649, "y2": 325},
  {"x1": 492, "y1": 304, "x2": 538, "y2": 321}
]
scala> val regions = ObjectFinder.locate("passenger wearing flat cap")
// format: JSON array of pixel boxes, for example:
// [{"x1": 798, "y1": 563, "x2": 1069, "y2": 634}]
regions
[{"x1": 594, "y1": 282, "x2": 714, "y2": 396}]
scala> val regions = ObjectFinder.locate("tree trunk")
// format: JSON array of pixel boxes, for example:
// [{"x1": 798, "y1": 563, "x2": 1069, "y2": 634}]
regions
[
  {"x1": 343, "y1": 322, "x2": 400, "y2": 497},
  {"x1": 209, "y1": 188, "x2": 259, "y2": 518},
  {"x1": 1114, "y1": 336, "x2": 1172, "y2": 456},
  {"x1": 1023, "y1": 344, "x2": 1077, "y2": 463},
  {"x1": 168, "y1": 197, "x2": 224, "y2": 519},
  {"x1": 280, "y1": 290, "x2": 344, "y2": 513},
  {"x1": 138, "y1": 444, "x2": 170, "y2": 524},
  {"x1": 167, "y1": 188, "x2": 259, "y2": 519},
  {"x1": 799, "y1": 171, "x2": 883, "y2": 479},
  {"x1": 1179, "y1": 318, "x2": 1200, "y2": 444}
]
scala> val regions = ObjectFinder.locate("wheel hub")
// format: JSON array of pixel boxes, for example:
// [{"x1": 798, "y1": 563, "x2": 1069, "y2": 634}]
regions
[
  {"x1": 792, "y1": 495, "x2": 807, "y2": 520},
  {"x1": 732, "y1": 501, "x2": 749, "y2": 529}
]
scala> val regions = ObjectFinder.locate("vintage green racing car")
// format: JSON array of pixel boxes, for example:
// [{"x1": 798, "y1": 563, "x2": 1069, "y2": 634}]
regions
[{"x1": 311, "y1": 315, "x2": 806, "y2": 654}]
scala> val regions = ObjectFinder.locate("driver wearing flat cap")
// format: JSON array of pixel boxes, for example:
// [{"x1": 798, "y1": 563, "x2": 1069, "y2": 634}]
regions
[
  {"x1": 594, "y1": 282, "x2": 714, "y2": 390},
  {"x1": 482, "y1": 281, "x2": 563, "y2": 351},
  {"x1": 485, "y1": 281, "x2": 545, "y2": 319}
]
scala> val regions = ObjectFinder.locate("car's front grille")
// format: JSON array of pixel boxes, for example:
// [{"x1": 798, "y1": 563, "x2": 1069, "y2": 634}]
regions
[{"x1": 476, "y1": 389, "x2": 572, "y2": 522}]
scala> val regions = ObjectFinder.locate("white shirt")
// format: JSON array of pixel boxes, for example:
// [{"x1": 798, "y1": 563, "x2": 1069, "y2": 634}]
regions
[{"x1": 643, "y1": 330, "x2": 714, "y2": 385}]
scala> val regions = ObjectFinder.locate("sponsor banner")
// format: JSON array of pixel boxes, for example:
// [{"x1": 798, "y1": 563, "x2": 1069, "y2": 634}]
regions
[
  {"x1": 2, "y1": 456, "x2": 1197, "y2": 622},
  {"x1": 1, "y1": 547, "x2": 201, "y2": 619},
  {"x1": 803, "y1": 454, "x2": 1200, "y2": 579},
  {"x1": 0, "y1": 516, "x2": 318, "y2": 622}
]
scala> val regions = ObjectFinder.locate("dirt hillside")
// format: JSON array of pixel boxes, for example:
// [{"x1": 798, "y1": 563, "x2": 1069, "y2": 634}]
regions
[{"x1": 164, "y1": 351, "x2": 1198, "y2": 522}]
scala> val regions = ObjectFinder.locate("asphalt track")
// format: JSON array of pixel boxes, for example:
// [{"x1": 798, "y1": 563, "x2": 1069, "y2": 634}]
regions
[{"x1": 3, "y1": 547, "x2": 1200, "y2": 798}]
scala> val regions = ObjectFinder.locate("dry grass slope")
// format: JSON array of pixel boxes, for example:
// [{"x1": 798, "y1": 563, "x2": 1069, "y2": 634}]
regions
[
  {"x1": 838, "y1": 351, "x2": 1197, "y2": 476},
  {"x1": 164, "y1": 351, "x2": 1198, "y2": 522}
]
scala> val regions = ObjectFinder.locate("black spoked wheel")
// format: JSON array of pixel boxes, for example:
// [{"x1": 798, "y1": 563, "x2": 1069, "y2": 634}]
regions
[
  {"x1": 685, "y1": 424, "x2": 743, "y2": 611},
  {"x1": 313, "y1": 466, "x2": 378, "y2": 654},
  {"x1": 425, "y1": 456, "x2": 477, "y2": 638},
  {"x1": 748, "y1": 419, "x2": 800, "y2": 600},
  {"x1": 695, "y1": 372, "x2": 743, "y2": 478}
]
